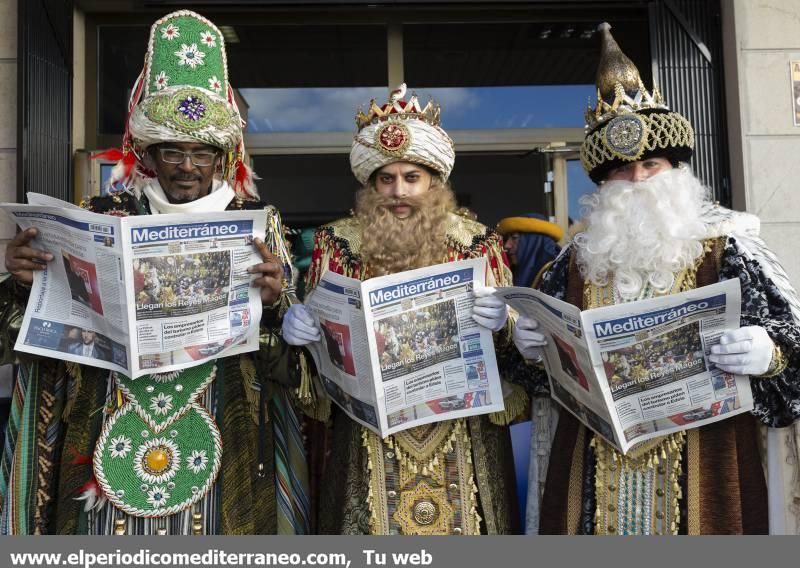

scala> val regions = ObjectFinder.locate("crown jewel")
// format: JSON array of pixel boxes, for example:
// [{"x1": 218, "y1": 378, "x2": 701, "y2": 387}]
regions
[
  {"x1": 355, "y1": 83, "x2": 442, "y2": 130},
  {"x1": 585, "y1": 23, "x2": 668, "y2": 130}
]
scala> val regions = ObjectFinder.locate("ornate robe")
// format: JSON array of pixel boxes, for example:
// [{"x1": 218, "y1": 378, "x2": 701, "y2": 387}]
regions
[
  {"x1": 0, "y1": 192, "x2": 308, "y2": 535},
  {"x1": 304, "y1": 213, "x2": 532, "y2": 535},
  {"x1": 534, "y1": 236, "x2": 800, "y2": 534}
]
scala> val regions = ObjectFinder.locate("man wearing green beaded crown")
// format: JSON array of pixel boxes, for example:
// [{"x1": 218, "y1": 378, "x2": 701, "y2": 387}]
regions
[{"x1": 0, "y1": 11, "x2": 309, "y2": 535}]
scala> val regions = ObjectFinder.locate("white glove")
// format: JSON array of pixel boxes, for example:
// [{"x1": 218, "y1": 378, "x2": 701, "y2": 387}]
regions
[
  {"x1": 708, "y1": 326, "x2": 775, "y2": 375},
  {"x1": 472, "y1": 286, "x2": 509, "y2": 332},
  {"x1": 513, "y1": 316, "x2": 548, "y2": 361},
  {"x1": 281, "y1": 304, "x2": 321, "y2": 346}
]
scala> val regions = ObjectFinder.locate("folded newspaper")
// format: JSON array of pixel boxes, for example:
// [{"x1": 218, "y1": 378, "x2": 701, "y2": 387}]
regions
[
  {"x1": 305, "y1": 257, "x2": 504, "y2": 437},
  {"x1": 492, "y1": 279, "x2": 750, "y2": 453},
  {"x1": 0, "y1": 193, "x2": 267, "y2": 378}
]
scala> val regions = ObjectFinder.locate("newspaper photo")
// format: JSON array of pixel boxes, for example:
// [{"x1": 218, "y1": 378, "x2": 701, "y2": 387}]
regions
[
  {"x1": 492, "y1": 279, "x2": 750, "y2": 453},
  {"x1": 1, "y1": 194, "x2": 266, "y2": 378},
  {"x1": 304, "y1": 257, "x2": 504, "y2": 437}
]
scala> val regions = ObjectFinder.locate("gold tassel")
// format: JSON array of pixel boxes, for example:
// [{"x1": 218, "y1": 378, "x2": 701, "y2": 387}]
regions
[
  {"x1": 240, "y1": 356, "x2": 260, "y2": 424},
  {"x1": 293, "y1": 353, "x2": 332, "y2": 421},
  {"x1": 295, "y1": 352, "x2": 313, "y2": 405},
  {"x1": 489, "y1": 384, "x2": 529, "y2": 425},
  {"x1": 62, "y1": 362, "x2": 83, "y2": 422},
  {"x1": 363, "y1": 429, "x2": 379, "y2": 533}
]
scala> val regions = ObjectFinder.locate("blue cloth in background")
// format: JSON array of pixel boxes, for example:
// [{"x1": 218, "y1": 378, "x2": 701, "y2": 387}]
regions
[
  {"x1": 510, "y1": 420, "x2": 532, "y2": 528},
  {"x1": 512, "y1": 213, "x2": 560, "y2": 287}
]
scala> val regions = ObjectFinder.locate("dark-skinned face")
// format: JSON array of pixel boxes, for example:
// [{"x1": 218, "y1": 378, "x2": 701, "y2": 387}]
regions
[{"x1": 151, "y1": 142, "x2": 221, "y2": 204}]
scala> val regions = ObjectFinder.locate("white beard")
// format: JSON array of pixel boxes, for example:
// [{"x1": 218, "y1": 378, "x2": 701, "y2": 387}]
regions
[{"x1": 574, "y1": 167, "x2": 710, "y2": 301}]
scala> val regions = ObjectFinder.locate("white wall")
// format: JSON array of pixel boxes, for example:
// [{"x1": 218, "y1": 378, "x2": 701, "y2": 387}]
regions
[{"x1": 726, "y1": 0, "x2": 800, "y2": 289}]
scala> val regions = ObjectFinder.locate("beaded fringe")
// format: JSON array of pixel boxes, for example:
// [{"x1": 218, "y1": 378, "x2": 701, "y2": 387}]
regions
[
  {"x1": 489, "y1": 384, "x2": 528, "y2": 426},
  {"x1": 592, "y1": 432, "x2": 686, "y2": 535}
]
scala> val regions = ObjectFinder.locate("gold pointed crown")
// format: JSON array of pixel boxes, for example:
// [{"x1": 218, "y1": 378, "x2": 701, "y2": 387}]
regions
[
  {"x1": 355, "y1": 83, "x2": 441, "y2": 130},
  {"x1": 585, "y1": 22, "x2": 668, "y2": 130},
  {"x1": 580, "y1": 22, "x2": 694, "y2": 182}
]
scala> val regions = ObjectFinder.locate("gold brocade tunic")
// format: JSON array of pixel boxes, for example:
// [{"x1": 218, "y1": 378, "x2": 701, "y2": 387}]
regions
[
  {"x1": 304, "y1": 213, "x2": 525, "y2": 535},
  {"x1": 363, "y1": 421, "x2": 482, "y2": 535},
  {"x1": 582, "y1": 241, "x2": 711, "y2": 535}
]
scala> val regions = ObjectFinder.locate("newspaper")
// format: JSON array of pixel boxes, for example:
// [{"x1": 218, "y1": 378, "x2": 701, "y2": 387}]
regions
[
  {"x1": 0, "y1": 193, "x2": 266, "y2": 378},
  {"x1": 492, "y1": 279, "x2": 751, "y2": 453},
  {"x1": 305, "y1": 258, "x2": 504, "y2": 437}
]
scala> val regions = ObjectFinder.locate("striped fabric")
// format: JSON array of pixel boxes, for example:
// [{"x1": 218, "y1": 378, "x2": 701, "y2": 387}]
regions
[
  {"x1": 0, "y1": 363, "x2": 39, "y2": 534},
  {"x1": 0, "y1": 365, "x2": 26, "y2": 512},
  {"x1": 272, "y1": 390, "x2": 310, "y2": 534}
]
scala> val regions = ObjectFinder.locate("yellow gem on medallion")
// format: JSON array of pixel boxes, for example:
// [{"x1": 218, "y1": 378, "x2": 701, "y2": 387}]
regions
[{"x1": 145, "y1": 448, "x2": 170, "y2": 473}]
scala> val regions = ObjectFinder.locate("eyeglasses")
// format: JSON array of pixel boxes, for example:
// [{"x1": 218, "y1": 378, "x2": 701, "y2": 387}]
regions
[{"x1": 158, "y1": 148, "x2": 218, "y2": 167}]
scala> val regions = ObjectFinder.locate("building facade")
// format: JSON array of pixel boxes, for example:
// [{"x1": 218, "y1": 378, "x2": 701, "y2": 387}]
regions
[
  {"x1": 0, "y1": 0, "x2": 798, "y2": 312},
  {"x1": 1, "y1": 0, "x2": 800, "y2": 534}
]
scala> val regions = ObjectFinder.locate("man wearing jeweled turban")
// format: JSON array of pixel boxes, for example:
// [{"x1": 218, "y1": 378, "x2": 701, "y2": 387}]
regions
[{"x1": 282, "y1": 85, "x2": 538, "y2": 534}]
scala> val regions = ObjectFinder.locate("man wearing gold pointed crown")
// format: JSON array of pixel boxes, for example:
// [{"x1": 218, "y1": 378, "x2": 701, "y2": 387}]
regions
[
  {"x1": 513, "y1": 23, "x2": 800, "y2": 535},
  {"x1": 281, "y1": 85, "x2": 536, "y2": 534},
  {"x1": 0, "y1": 11, "x2": 309, "y2": 535}
]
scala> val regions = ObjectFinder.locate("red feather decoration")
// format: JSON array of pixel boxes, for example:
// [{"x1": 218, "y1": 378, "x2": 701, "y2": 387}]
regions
[
  {"x1": 69, "y1": 451, "x2": 93, "y2": 466},
  {"x1": 91, "y1": 148, "x2": 124, "y2": 163}
]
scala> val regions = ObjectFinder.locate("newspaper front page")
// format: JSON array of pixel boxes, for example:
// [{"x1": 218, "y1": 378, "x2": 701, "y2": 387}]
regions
[
  {"x1": 305, "y1": 258, "x2": 504, "y2": 437},
  {"x1": 493, "y1": 279, "x2": 750, "y2": 453},
  {"x1": 1, "y1": 194, "x2": 265, "y2": 378}
]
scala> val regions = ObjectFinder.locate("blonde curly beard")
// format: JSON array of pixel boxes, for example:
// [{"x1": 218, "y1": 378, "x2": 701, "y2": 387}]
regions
[
  {"x1": 574, "y1": 167, "x2": 709, "y2": 300},
  {"x1": 355, "y1": 177, "x2": 456, "y2": 277}
]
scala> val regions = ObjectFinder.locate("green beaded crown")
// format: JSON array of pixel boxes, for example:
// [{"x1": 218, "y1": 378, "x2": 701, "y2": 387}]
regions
[
  {"x1": 128, "y1": 10, "x2": 242, "y2": 153},
  {"x1": 103, "y1": 10, "x2": 258, "y2": 199}
]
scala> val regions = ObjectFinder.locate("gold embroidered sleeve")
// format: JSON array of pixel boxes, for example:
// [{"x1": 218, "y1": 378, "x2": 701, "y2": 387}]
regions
[{"x1": 758, "y1": 344, "x2": 788, "y2": 378}]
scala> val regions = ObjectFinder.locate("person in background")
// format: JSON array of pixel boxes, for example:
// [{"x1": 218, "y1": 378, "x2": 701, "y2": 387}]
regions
[
  {"x1": 496, "y1": 213, "x2": 563, "y2": 531},
  {"x1": 498, "y1": 213, "x2": 563, "y2": 288}
]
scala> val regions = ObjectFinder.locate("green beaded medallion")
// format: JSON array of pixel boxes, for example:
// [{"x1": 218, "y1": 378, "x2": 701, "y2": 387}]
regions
[
  {"x1": 114, "y1": 361, "x2": 217, "y2": 431},
  {"x1": 93, "y1": 362, "x2": 222, "y2": 517}
]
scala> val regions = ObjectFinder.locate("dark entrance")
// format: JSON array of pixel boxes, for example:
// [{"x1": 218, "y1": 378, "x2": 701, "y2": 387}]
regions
[{"x1": 17, "y1": 0, "x2": 73, "y2": 202}]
